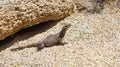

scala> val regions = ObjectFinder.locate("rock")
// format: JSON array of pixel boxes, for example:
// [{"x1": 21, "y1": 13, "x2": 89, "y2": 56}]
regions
[
  {"x1": 72, "y1": 0, "x2": 119, "y2": 12},
  {"x1": 0, "y1": 0, "x2": 74, "y2": 40}
]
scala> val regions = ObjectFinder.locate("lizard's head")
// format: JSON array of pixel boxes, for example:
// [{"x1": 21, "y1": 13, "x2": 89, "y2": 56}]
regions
[
  {"x1": 60, "y1": 23, "x2": 71, "y2": 38},
  {"x1": 62, "y1": 23, "x2": 71, "y2": 30}
]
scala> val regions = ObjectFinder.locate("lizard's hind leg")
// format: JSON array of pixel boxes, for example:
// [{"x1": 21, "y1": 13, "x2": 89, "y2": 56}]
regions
[{"x1": 37, "y1": 43, "x2": 45, "y2": 49}]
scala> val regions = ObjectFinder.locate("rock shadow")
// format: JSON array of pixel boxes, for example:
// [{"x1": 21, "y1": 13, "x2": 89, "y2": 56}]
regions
[{"x1": 0, "y1": 20, "x2": 59, "y2": 52}]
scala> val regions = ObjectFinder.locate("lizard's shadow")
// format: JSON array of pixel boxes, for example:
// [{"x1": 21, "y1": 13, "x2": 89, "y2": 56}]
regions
[{"x1": 0, "y1": 20, "x2": 59, "y2": 52}]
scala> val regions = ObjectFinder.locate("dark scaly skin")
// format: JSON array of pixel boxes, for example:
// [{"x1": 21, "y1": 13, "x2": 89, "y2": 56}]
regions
[{"x1": 11, "y1": 24, "x2": 71, "y2": 51}]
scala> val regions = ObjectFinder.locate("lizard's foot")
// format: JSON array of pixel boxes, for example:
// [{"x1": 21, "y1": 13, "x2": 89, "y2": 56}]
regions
[
  {"x1": 37, "y1": 43, "x2": 44, "y2": 51},
  {"x1": 58, "y1": 42, "x2": 68, "y2": 45}
]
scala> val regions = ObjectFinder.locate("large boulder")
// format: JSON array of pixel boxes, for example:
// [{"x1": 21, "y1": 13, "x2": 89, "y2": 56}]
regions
[{"x1": 0, "y1": 0, "x2": 74, "y2": 40}]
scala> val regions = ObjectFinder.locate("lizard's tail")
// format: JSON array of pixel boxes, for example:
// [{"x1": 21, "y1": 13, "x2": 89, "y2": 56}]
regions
[{"x1": 10, "y1": 43, "x2": 41, "y2": 51}]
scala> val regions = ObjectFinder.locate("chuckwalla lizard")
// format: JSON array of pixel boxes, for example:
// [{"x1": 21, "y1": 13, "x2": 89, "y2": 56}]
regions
[{"x1": 11, "y1": 23, "x2": 71, "y2": 51}]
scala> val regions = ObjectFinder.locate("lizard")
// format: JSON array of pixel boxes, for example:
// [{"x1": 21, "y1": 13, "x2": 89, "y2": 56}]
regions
[{"x1": 11, "y1": 23, "x2": 71, "y2": 51}]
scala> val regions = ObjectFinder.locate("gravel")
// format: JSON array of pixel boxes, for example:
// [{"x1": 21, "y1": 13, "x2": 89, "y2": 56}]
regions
[{"x1": 0, "y1": 1, "x2": 120, "y2": 67}]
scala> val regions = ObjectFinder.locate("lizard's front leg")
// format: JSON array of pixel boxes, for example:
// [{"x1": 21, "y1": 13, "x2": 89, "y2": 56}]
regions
[{"x1": 58, "y1": 39, "x2": 68, "y2": 45}]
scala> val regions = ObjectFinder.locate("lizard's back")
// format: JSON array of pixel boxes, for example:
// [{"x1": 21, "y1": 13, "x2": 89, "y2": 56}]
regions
[{"x1": 42, "y1": 33, "x2": 60, "y2": 47}]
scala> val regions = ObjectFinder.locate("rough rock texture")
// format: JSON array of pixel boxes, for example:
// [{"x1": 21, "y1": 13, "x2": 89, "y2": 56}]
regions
[
  {"x1": 72, "y1": 0, "x2": 119, "y2": 12},
  {"x1": 0, "y1": 0, "x2": 119, "y2": 40},
  {"x1": 0, "y1": 0, "x2": 74, "y2": 40}
]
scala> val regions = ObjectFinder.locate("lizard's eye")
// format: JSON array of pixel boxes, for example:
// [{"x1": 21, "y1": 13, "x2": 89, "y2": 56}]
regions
[
  {"x1": 65, "y1": 26, "x2": 67, "y2": 27},
  {"x1": 65, "y1": 26, "x2": 68, "y2": 28}
]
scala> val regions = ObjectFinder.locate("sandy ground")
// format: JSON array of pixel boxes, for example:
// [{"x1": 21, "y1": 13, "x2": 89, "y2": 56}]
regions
[{"x1": 0, "y1": 5, "x2": 120, "y2": 67}]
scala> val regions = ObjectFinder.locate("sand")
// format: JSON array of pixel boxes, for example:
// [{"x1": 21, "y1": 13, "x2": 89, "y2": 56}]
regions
[{"x1": 0, "y1": 0, "x2": 120, "y2": 67}]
